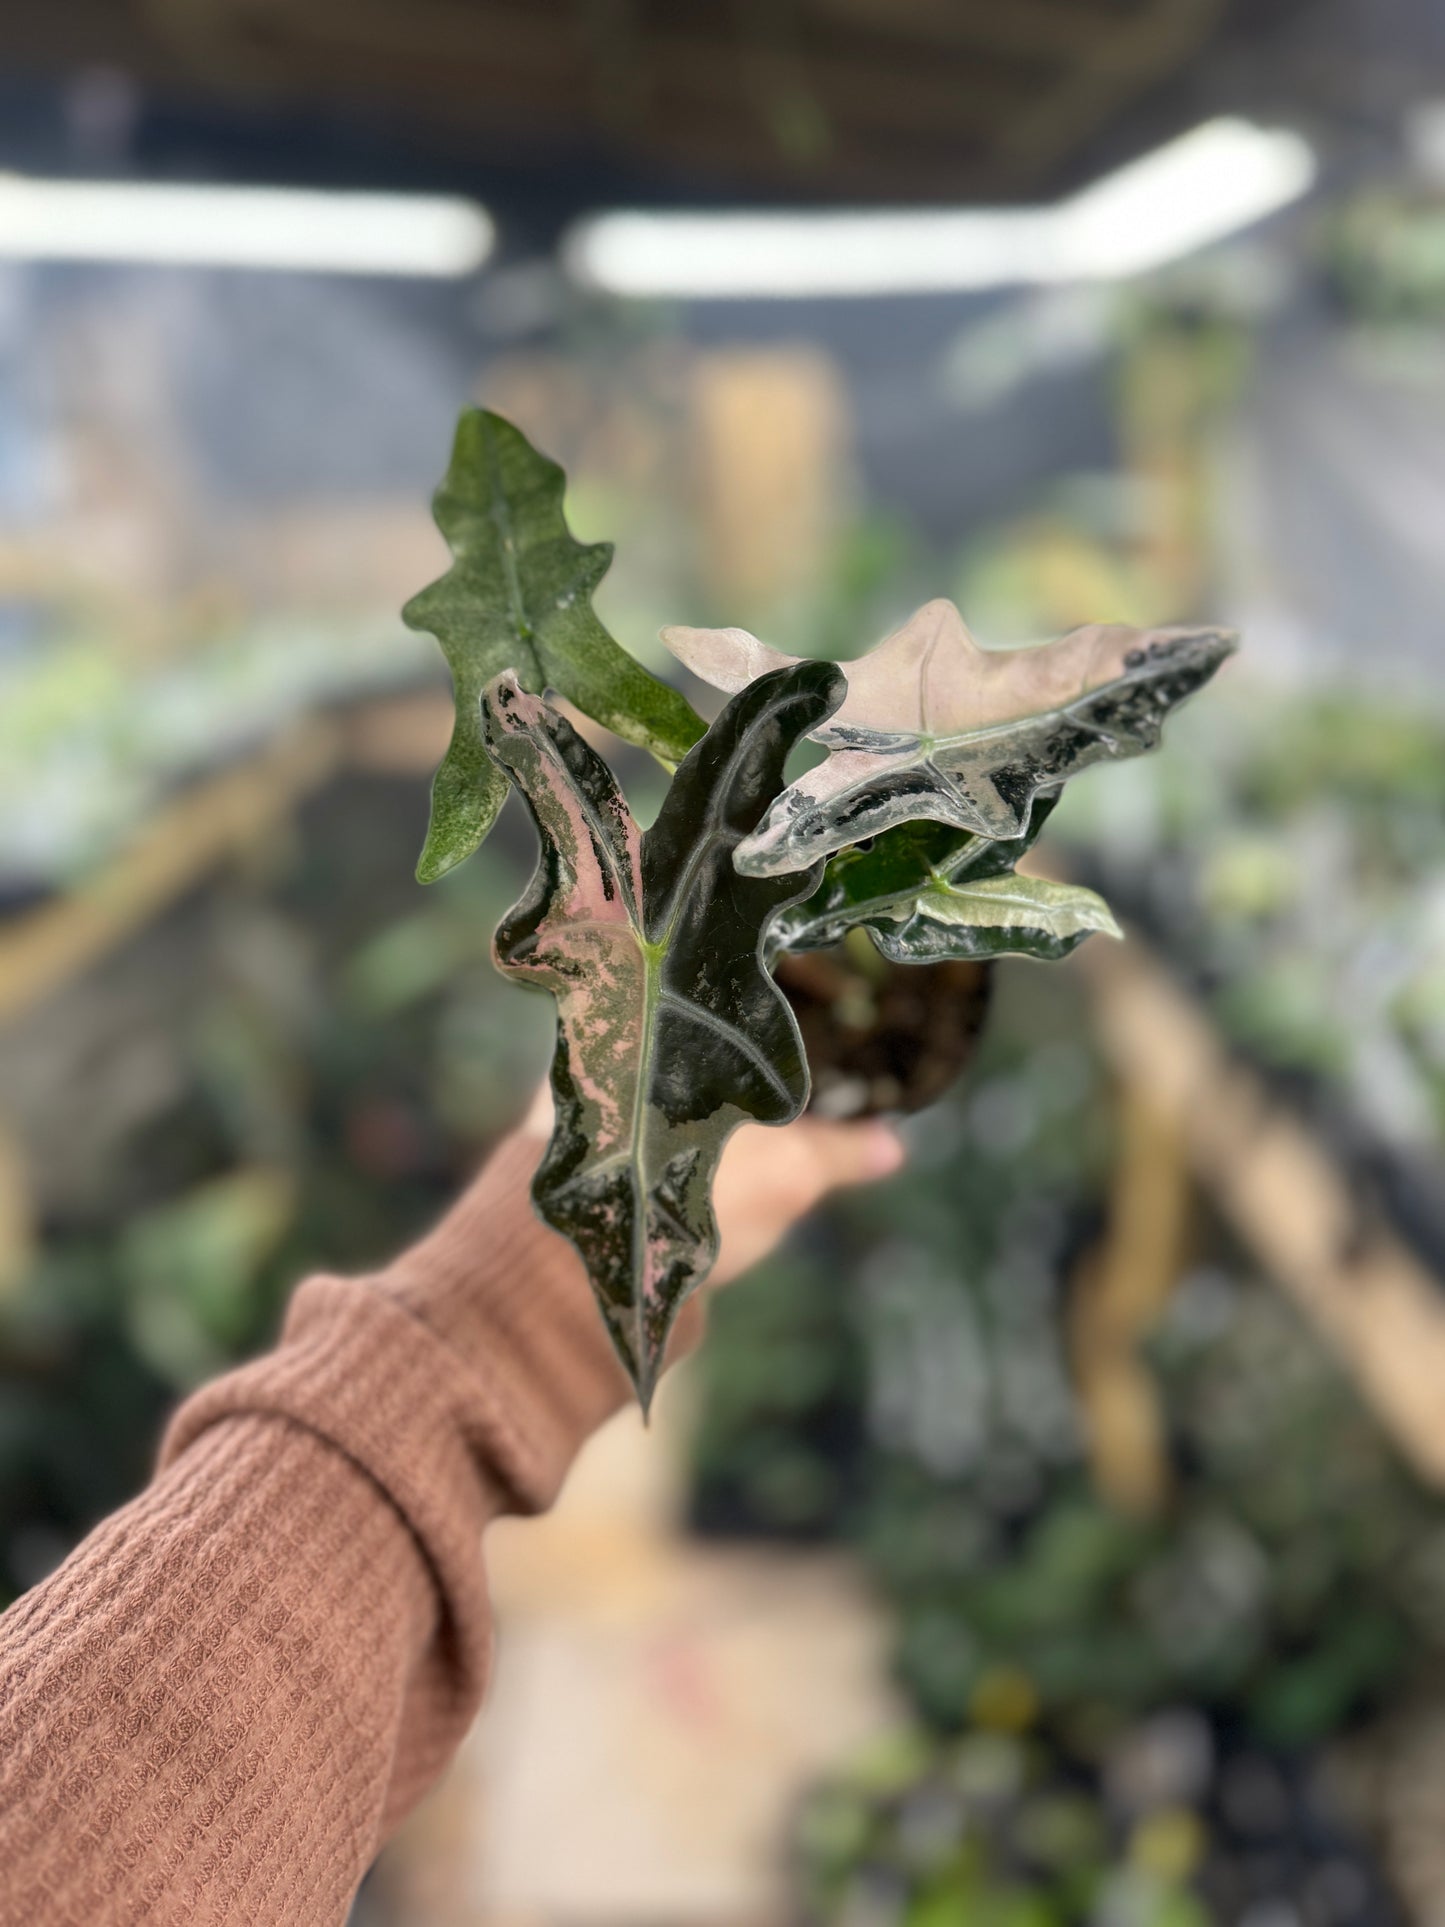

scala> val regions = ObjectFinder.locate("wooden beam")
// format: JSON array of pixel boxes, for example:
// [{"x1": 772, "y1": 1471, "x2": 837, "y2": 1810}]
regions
[
  {"x1": 806, "y1": 0, "x2": 1149, "y2": 65},
  {"x1": 144, "y1": 0, "x2": 1035, "y2": 147},
  {"x1": 0, "y1": 1123, "x2": 33, "y2": 1298},
  {"x1": 15, "y1": 0, "x2": 1236, "y2": 200},
  {"x1": 1070, "y1": 1076, "x2": 1194, "y2": 1517},
  {"x1": 1080, "y1": 935, "x2": 1445, "y2": 1490},
  {"x1": 995, "y1": 0, "x2": 1227, "y2": 185},
  {"x1": 0, "y1": 720, "x2": 341, "y2": 1029}
]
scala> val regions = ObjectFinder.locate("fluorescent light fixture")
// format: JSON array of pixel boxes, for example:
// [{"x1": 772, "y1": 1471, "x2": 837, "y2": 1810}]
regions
[
  {"x1": 0, "y1": 175, "x2": 494, "y2": 277},
  {"x1": 1053, "y1": 119, "x2": 1316, "y2": 278},
  {"x1": 564, "y1": 118, "x2": 1315, "y2": 300}
]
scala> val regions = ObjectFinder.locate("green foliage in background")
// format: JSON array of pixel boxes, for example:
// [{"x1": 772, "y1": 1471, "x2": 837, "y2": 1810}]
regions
[
  {"x1": 795, "y1": 1716, "x2": 1398, "y2": 1927},
  {"x1": 1057, "y1": 686, "x2": 1445, "y2": 1169},
  {"x1": 691, "y1": 961, "x2": 1445, "y2": 1752},
  {"x1": 0, "y1": 777, "x2": 548, "y2": 1606}
]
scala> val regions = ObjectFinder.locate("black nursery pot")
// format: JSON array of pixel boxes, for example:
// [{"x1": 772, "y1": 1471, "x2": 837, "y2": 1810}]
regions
[{"x1": 778, "y1": 947, "x2": 994, "y2": 1119}]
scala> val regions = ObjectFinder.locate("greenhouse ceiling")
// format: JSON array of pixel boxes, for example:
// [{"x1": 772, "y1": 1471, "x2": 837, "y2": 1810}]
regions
[{"x1": 1, "y1": 0, "x2": 1437, "y2": 220}]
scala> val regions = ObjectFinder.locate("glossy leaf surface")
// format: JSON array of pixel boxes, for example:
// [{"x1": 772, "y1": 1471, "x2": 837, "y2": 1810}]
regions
[
  {"x1": 774, "y1": 795, "x2": 1120, "y2": 964},
  {"x1": 483, "y1": 659, "x2": 844, "y2": 1407},
  {"x1": 665, "y1": 599, "x2": 1236, "y2": 876},
  {"x1": 405, "y1": 409, "x2": 704, "y2": 881}
]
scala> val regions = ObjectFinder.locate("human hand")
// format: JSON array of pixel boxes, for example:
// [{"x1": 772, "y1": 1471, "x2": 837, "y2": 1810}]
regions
[
  {"x1": 708, "y1": 1114, "x2": 904, "y2": 1283},
  {"x1": 521, "y1": 1087, "x2": 904, "y2": 1289}
]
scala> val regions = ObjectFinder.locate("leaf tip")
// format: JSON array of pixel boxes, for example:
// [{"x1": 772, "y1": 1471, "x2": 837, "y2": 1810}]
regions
[
  {"x1": 609, "y1": 1327, "x2": 662, "y2": 1419},
  {"x1": 1186, "y1": 625, "x2": 1240, "y2": 677},
  {"x1": 1148, "y1": 622, "x2": 1240, "y2": 681}
]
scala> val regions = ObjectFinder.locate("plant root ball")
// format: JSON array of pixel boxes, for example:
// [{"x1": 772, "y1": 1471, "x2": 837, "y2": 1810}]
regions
[{"x1": 776, "y1": 945, "x2": 993, "y2": 1119}]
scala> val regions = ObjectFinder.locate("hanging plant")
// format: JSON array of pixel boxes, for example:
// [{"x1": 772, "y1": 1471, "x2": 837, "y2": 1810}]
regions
[{"x1": 406, "y1": 410, "x2": 1236, "y2": 1404}]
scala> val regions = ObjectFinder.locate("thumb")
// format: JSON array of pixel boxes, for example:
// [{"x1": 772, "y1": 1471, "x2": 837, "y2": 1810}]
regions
[{"x1": 796, "y1": 1115, "x2": 907, "y2": 1197}]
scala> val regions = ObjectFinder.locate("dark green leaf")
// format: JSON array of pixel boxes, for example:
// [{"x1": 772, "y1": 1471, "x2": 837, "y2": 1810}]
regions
[
  {"x1": 404, "y1": 409, "x2": 705, "y2": 881},
  {"x1": 774, "y1": 795, "x2": 1121, "y2": 965},
  {"x1": 483, "y1": 659, "x2": 845, "y2": 1407}
]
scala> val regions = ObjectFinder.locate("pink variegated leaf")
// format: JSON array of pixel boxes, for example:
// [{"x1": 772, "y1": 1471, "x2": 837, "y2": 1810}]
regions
[
  {"x1": 482, "y1": 659, "x2": 844, "y2": 1408},
  {"x1": 665, "y1": 600, "x2": 1237, "y2": 877}
]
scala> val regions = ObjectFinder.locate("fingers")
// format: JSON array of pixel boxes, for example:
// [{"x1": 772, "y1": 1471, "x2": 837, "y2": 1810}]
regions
[
  {"x1": 797, "y1": 1115, "x2": 906, "y2": 1194},
  {"x1": 522, "y1": 1081, "x2": 554, "y2": 1138},
  {"x1": 710, "y1": 1113, "x2": 906, "y2": 1286}
]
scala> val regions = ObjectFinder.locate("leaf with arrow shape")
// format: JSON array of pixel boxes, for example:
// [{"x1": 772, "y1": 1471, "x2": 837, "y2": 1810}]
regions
[
  {"x1": 771, "y1": 793, "x2": 1121, "y2": 965},
  {"x1": 404, "y1": 409, "x2": 705, "y2": 882},
  {"x1": 664, "y1": 599, "x2": 1236, "y2": 878},
  {"x1": 482, "y1": 657, "x2": 845, "y2": 1408}
]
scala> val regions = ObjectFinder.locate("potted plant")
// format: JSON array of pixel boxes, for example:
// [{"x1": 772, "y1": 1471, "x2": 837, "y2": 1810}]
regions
[{"x1": 403, "y1": 409, "x2": 1235, "y2": 1406}]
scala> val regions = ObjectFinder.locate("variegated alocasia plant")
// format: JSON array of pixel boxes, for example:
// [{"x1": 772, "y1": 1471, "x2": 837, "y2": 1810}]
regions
[
  {"x1": 404, "y1": 409, "x2": 704, "y2": 882},
  {"x1": 402, "y1": 409, "x2": 1237, "y2": 1404},
  {"x1": 481, "y1": 659, "x2": 844, "y2": 1409}
]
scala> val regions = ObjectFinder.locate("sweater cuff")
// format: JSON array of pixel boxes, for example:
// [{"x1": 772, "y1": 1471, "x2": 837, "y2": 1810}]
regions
[{"x1": 161, "y1": 1132, "x2": 705, "y2": 1525}]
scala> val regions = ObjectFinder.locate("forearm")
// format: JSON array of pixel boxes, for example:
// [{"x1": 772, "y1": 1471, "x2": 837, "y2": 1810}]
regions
[
  {"x1": 0, "y1": 1132, "x2": 681, "y2": 1926},
  {"x1": 0, "y1": 1414, "x2": 447, "y2": 1924}
]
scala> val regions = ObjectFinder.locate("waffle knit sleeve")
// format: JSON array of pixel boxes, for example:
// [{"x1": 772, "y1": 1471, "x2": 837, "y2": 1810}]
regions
[{"x1": 0, "y1": 1131, "x2": 700, "y2": 1926}]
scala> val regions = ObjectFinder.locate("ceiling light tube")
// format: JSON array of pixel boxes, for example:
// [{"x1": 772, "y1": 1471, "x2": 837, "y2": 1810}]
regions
[
  {"x1": 0, "y1": 176, "x2": 494, "y2": 277},
  {"x1": 563, "y1": 118, "x2": 1316, "y2": 300}
]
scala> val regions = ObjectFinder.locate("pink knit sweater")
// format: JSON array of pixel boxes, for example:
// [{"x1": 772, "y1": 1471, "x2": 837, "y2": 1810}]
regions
[{"x1": 0, "y1": 1133, "x2": 697, "y2": 1924}]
